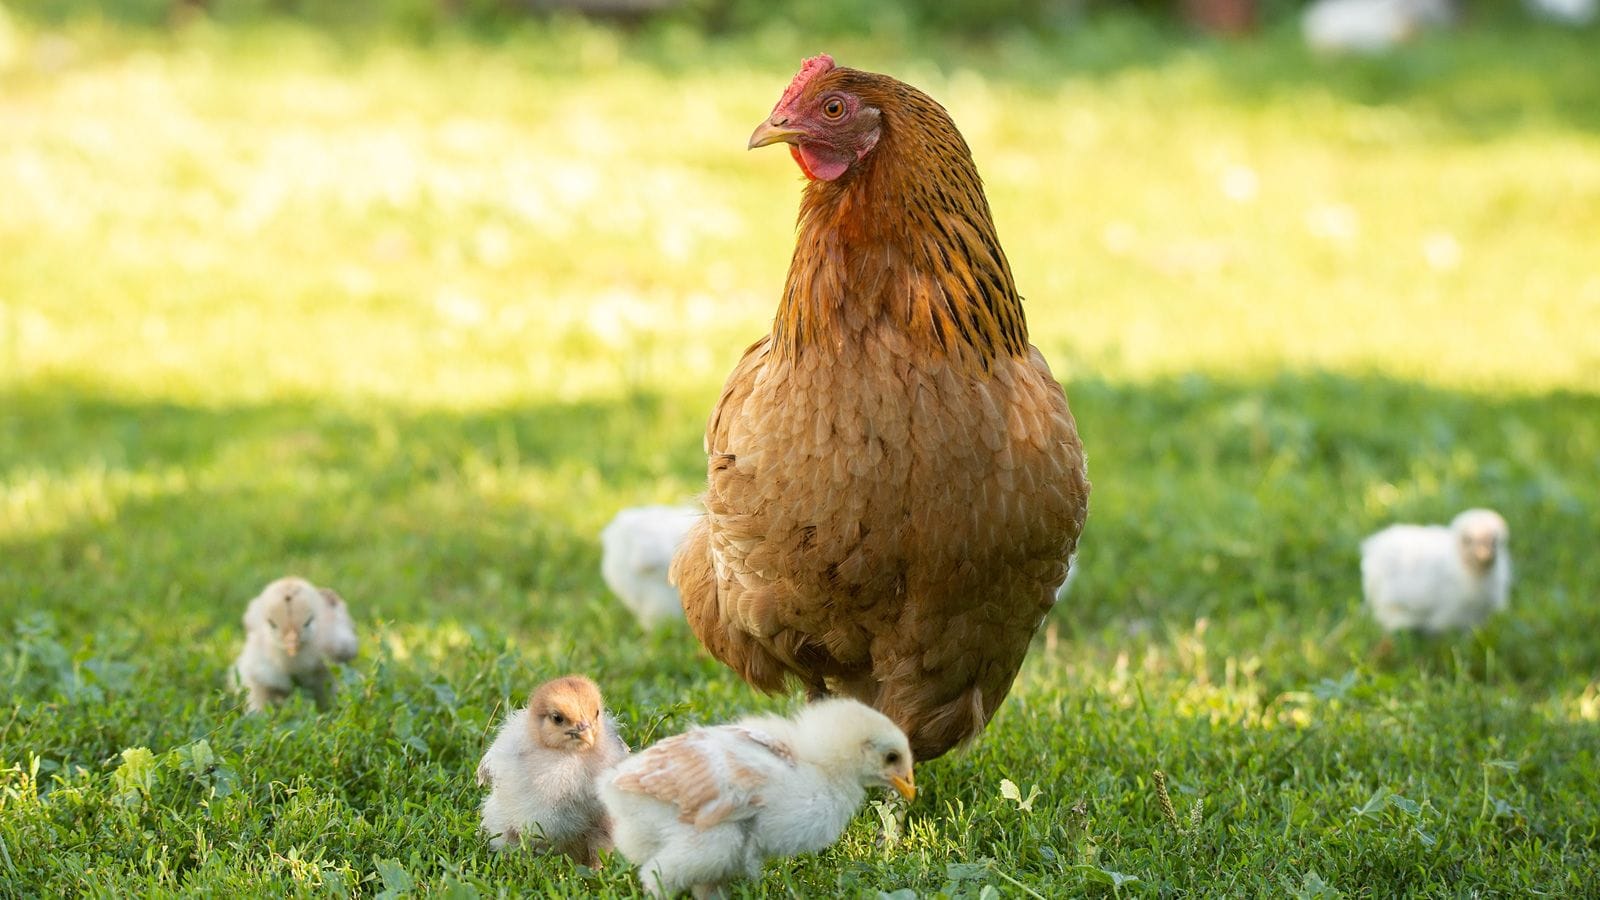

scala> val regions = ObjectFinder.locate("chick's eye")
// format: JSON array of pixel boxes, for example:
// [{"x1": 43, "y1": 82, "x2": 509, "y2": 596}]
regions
[
  {"x1": 884, "y1": 751, "x2": 901, "y2": 765},
  {"x1": 822, "y1": 97, "x2": 845, "y2": 119},
  {"x1": 551, "y1": 713, "x2": 566, "y2": 725}
]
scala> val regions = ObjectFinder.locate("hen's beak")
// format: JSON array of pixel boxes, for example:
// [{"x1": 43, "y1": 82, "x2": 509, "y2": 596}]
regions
[
  {"x1": 749, "y1": 116, "x2": 806, "y2": 150},
  {"x1": 889, "y1": 772, "x2": 916, "y2": 802}
]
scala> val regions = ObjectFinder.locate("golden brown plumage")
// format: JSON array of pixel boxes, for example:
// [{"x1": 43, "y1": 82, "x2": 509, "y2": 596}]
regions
[{"x1": 672, "y1": 54, "x2": 1090, "y2": 760}]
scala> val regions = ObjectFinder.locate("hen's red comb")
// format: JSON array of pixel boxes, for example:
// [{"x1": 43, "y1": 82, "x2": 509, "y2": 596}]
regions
[{"x1": 775, "y1": 54, "x2": 837, "y2": 112}]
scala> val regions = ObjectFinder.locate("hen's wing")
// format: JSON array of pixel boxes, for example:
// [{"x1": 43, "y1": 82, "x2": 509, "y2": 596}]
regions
[
  {"x1": 680, "y1": 327, "x2": 1088, "y2": 759},
  {"x1": 672, "y1": 337, "x2": 803, "y2": 692},
  {"x1": 608, "y1": 726, "x2": 793, "y2": 830}
]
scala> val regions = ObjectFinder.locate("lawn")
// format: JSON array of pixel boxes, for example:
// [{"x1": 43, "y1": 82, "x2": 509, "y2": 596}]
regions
[{"x1": 2, "y1": 7, "x2": 1599, "y2": 896}]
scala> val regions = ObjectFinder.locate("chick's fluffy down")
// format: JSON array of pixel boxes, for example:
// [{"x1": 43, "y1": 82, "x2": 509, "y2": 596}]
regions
[
  {"x1": 477, "y1": 707, "x2": 628, "y2": 857},
  {"x1": 234, "y1": 576, "x2": 358, "y2": 711},
  {"x1": 1361, "y1": 509, "x2": 1511, "y2": 633},
  {"x1": 599, "y1": 699, "x2": 913, "y2": 898}
]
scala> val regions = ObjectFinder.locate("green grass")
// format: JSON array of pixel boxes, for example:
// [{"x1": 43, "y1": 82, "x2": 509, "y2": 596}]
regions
[{"x1": 3, "y1": 9, "x2": 1599, "y2": 897}]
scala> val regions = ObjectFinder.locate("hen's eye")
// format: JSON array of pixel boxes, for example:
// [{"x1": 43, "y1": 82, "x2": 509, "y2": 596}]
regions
[
  {"x1": 884, "y1": 751, "x2": 901, "y2": 765},
  {"x1": 823, "y1": 97, "x2": 845, "y2": 119},
  {"x1": 551, "y1": 713, "x2": 566, "y2": 725}
]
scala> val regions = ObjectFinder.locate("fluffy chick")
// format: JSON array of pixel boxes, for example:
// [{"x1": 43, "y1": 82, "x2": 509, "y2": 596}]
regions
[
  {"x1": 599, "y1": 698, "x2": 914, "y2": 899},
  {"x1": 234, "y1": 576, "x2": 358, "y2": 712},
  {"x1": 600, "y1": 505, "x2": 702, "y2": 629},
  {"x1": 1361, "y1": 508, "x2": 1512, "y2": 634},
  {"x1": 477, "y1": 675, "x2": 629, "y2": 866}
]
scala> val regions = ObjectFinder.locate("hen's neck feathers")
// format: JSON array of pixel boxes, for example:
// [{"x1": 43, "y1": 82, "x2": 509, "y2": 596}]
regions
[{"x1": 774, "y1": 70, "x2": 1029, "y2": 370}]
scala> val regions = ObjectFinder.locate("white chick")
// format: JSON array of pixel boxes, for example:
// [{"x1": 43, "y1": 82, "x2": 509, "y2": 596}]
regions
[
  {"x1": 477, "y1": 675, "x2": 629, "y2": 866},
  {"x1": 1361, "y1": 508, "x2": 1512, "y2": 634},
  {"x1": 600, "y1": 505, "x2": 701, "y2": 628},
  {"x1": 234, "y1": 576, "x2": 358, "y2": 712},
  {"x1": 599, "y1": 698, "x2": 915, "y2": 899}
]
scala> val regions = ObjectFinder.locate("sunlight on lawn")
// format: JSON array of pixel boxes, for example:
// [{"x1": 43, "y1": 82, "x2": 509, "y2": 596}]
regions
[{"x1": 2, "y1": 19, "x2": 1598, "y2": 415}]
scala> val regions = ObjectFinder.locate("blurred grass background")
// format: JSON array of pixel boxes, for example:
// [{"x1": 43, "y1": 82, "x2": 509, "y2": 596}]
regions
[{"x1": 1, "y1": 1, "x2": 1598, "y2": 895}]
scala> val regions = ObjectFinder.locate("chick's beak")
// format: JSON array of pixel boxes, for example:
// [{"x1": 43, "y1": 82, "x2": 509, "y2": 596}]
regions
[
  {"x1": 889, "y1": 771, "x2": 916, "y2": 802},
  {"x1": 566, "y1": 721, "x2": 593, "y2": 743},
  {"x1": 282, "y1": 633, "x2": 300, "y2": 657},
  {"x1": 749, "y1": 115, "x2": 806, "y2": 150}
]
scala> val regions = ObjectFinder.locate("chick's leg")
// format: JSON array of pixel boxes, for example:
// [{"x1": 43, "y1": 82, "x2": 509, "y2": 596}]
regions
[
  {"x1": 640, "y1": 831, "x2": 744, "y2": 899},
  {"x1": 637, "y1": 857, "x2": 673, "y2": 899},
  {"x1": 243, "y1": 680, "x2": 286, "y2": 712},
  {"x1": 301, "y1": 668, "x2": 334, "y2": 710}
]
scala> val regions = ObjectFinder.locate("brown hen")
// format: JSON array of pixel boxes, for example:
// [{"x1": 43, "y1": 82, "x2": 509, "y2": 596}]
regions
[{"x1": 671, "y1": 54, "x2": 1090, "y2": 760}]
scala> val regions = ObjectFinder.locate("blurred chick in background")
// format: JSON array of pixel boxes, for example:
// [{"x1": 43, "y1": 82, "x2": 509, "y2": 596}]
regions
[
  {"x1": 600, "y1": 505, "x2": 701, "y2": 628},
  {"x1": 1361, "y1": 508, "x2": 1512, "y2": 634},
  {"x1": 234, "y1": 576, "x2": 358, "y2": 712}
]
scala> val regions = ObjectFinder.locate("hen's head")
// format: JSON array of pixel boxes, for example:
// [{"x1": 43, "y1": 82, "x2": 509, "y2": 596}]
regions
[
  {"x1": 794, "y1": 699, "x2": 916, "y2": 800},
  {"x1": 526, "y1": 675, "x2": 606, "y2": 752},
  {"x1": 247, "y1": 577, "x2": 322, "y2": 657},
  {"x1": 748, "y1": 54, "x2": 884, "y2": 182},
  {"x1": 1452, "y1": 508, "x2": 1509, "y2": 574}
]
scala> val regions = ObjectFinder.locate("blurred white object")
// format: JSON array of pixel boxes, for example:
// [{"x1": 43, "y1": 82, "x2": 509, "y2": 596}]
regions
[
  {"x1": 1302, "y1": 0, "x2": 1454, "y2": 54},
  {"x1": 1421, "y1": 232, "x2": 1463, "y2": 272},
  {"x1": 1220, "y1": 165, "x2": 1260, "y2": 204},
  {"x1": 600, "y1": 505, "x2": 701, "y2": 628},
  {"x1": 1525, "y1": 0, "x2": 1596, "y2": 25},
  {"x1": 1361, "y1": 508, "x2": 1511, "y2": 633}
]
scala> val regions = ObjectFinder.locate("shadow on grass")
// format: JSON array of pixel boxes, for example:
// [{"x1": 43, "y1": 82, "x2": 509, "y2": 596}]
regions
[
  {"x1": 3, "y1": 368, "x2": 1596, "y2": 670},
  {"x1": 0, "y1": 380, "x2": 709, "y2": 630}
]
